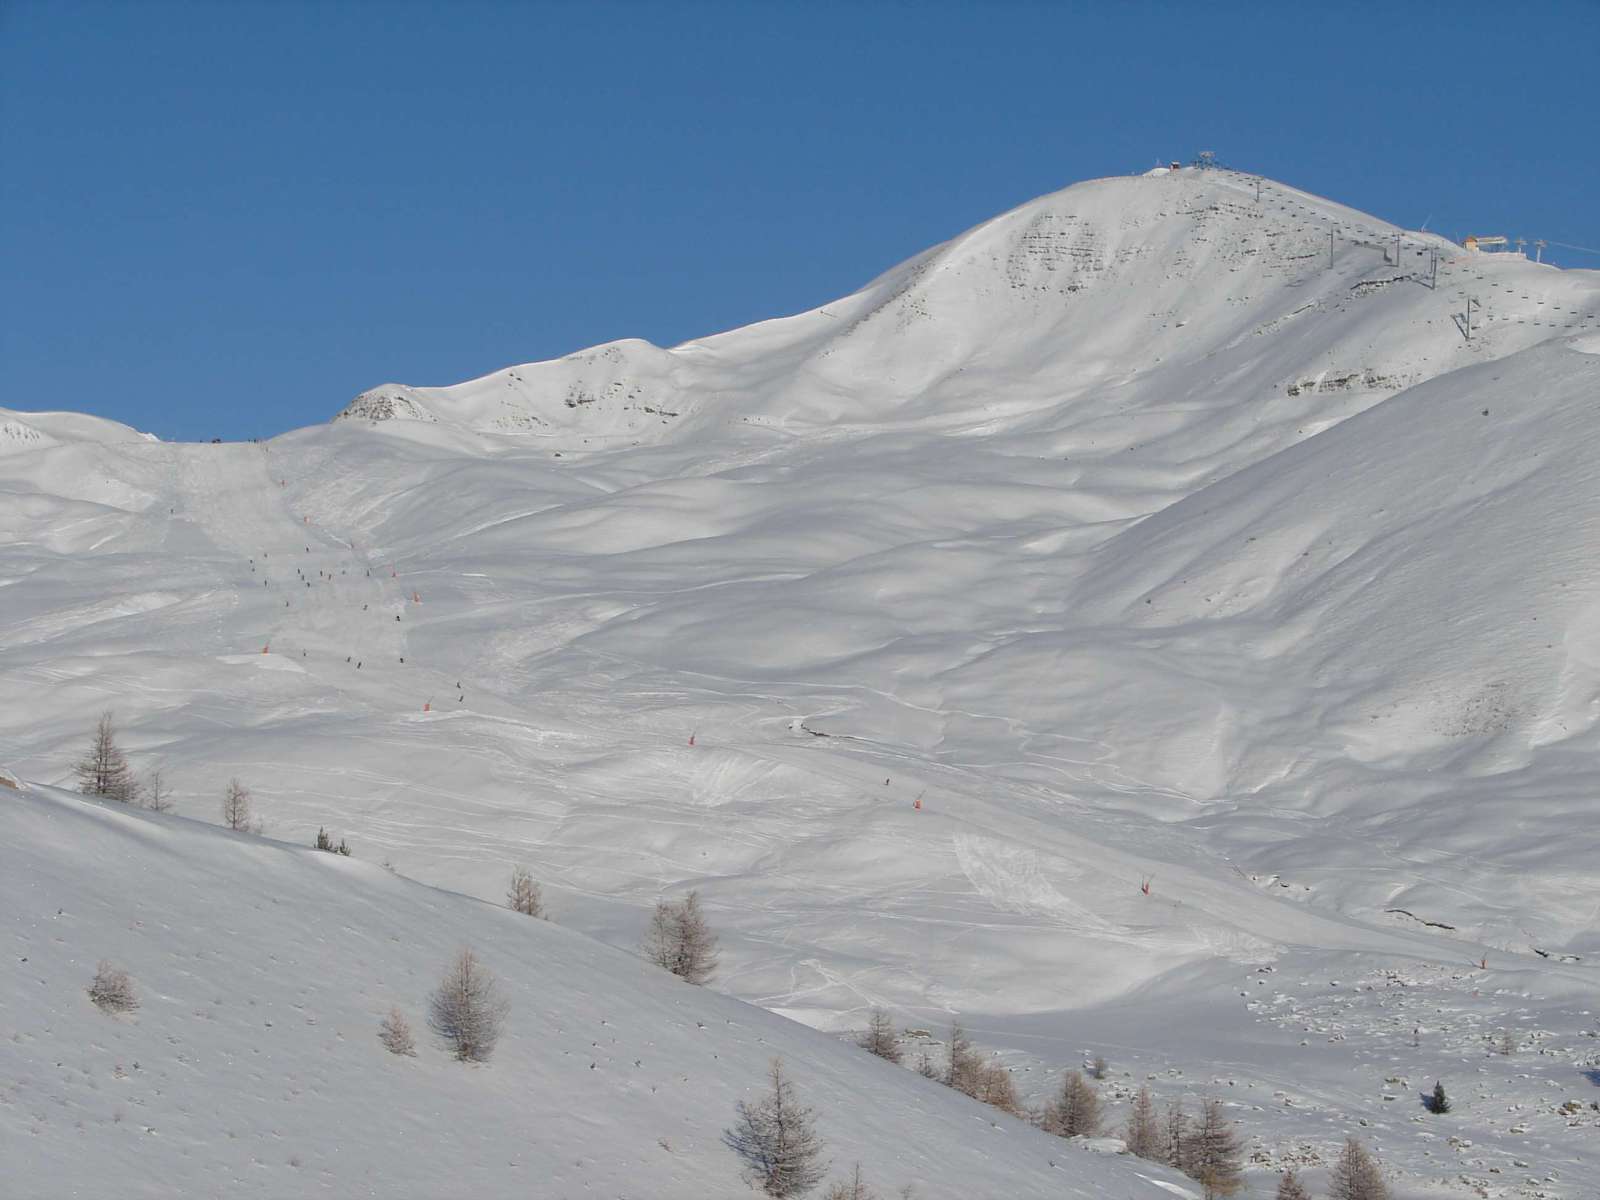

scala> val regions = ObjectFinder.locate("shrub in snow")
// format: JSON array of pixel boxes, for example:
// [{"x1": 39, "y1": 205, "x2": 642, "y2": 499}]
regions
[
  {"x1": 378, "y1": 1006, "x2": 417, "y2": 1056},
  {"x1": 89, "y1": 961, "x2": 138, "y2": 1013},
  {"x1": 506, "y1": 865, "x2": 544, "y2": 917},
  {"x1": 75, "y1": 711, "x2": 136, "y2": 802},
  {"x1": 1327, "y1": 1136, "x2": 1388, "y2": 1200},
  {"x1": 1088, "y1": 1054, "x2": 1108, "y2": 1080},
  {"x1": 641, "y1": 889, "x2": 718, "y2": 985},
  {"x1": 1428, "y1": 1080, "x2": 1451, "y2": 1114},
  {"x1": 427, "y1": 947, "x2": 508, "y2": 1062},
  {"x1": 857, "y1": 1009, "x2": 901, "y2": 1064},
  {"x1": 725, "y1": 1057, "x2": 829, "y2": 1198},
  {"x1": 1275, "y1": 1168, "x2": 1312, "y2": 1200}
]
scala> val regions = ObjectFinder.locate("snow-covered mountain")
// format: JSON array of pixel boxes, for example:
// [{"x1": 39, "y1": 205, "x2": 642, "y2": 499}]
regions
[{"x1": 5, "y1": 167, "x2": 1600, "y2": 1197}]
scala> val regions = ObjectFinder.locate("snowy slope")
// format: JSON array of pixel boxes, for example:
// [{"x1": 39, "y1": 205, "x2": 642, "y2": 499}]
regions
[
  {"x1": 5, "y1": 168, "x2": 1600, "y2": 1197},
  {"x1": 3, "y1": 779, "x2": 1193, "y2": 1199}
]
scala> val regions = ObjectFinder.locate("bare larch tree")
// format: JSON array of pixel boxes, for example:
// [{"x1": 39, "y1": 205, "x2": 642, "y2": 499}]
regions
[
  {"x1": 1327, "y1": 1137, "x2": 1389, "y2": 1200},
  {"x1": 427, "y1": 947, "x2": 509, "y2": 1062},
  {"x1": 725, "y1": 1057, "x2": 829, "y2": 1198},
  {"x1": 75, "y1": 711, "x2": 135, "y2": 802},
  {"x1": 378, "y1": 1006, "x2": 417, "y2": 1056},
  {"x1": 1044, "y1": 1069, "x2": 1102, "y2": 1138},
  {"x1": 506, "y1": 865, "x2": 545, "y2": 917},
  {"x1": 1187, "y1": 1098, "x2": 1244, "y2": 1198},
  {"x1": 822, "y1": 1162, "x2": 874, "y2": 1200},
  {"x1": 1125, "y1": 1085, "x2": 1162, "y2": 1160},
  {"x1": 140, "y1": 763, "x2": 175, "y2": 812},
  {"x1": 221, "y1": 778, "x2": 252, "y2": 831},
  {"x1": 857, "y1": 1009, "x2": 902, "y2": 1064},
  {"x1": 642, "y1": 889, "x2": 719, "y2": 984}
]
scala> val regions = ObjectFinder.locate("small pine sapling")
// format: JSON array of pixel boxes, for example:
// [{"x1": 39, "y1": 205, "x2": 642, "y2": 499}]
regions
[{"x1": 1428, "y1": 1080, "x2": 1451, "y2": 1113}]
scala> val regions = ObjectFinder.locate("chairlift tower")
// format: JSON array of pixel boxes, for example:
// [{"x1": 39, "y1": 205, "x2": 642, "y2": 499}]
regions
[
  {"x1": 1195, "y1": 150, "x2": 1217, "y2": 170},
  {"x1": 1535, "y1": 239, "x2": 1547, "y2": 263}
]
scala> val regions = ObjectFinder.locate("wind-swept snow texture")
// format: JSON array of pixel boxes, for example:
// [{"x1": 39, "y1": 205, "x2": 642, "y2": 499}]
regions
[{"x1": 4, "y1": 168, "x2": 1600, "y2": 1196}]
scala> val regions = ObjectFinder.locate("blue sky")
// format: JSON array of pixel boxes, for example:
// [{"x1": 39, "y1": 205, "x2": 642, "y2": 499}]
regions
[{"x1": 4, "y1": 0, "x2": 1597, "y2": 441}]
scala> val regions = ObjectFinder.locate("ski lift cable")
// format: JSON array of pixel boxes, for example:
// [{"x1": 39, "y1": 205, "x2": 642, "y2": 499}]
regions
[{"x1": 1541, "y1": 240, "x2": 1600, "y2": 257}]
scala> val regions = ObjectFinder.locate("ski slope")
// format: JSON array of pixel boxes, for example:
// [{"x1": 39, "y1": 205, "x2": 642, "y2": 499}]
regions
[
  {"x1": 4, "y1": 779, "x2": 1199, "y2": 1199},
  {"x1": 4, "y1": 167, "x2": 1600, "y2": 1196}
]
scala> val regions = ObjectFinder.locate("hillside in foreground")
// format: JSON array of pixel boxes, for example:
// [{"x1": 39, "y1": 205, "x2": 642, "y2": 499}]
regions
[{"x1": 2, "y1": 778, "x2": 1189, "y2": 1199}]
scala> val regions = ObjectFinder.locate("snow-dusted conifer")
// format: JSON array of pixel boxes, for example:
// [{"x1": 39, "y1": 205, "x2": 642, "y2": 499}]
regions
[
  {"x1": 726, "y1": 1057, "x2": 829, "y2": 1197},
  {"x1": 427, "y1": 947, "x2": 508, "y2": 1062},
  {"x1": 506, "y1": 865, "x2": 545, "y2": 917},
  {"x1": 75, "y1": 711, "x2": 135, "y2": 802},
  {"x1": 858, "y1": 1009, "x2": 902, "y2": 1064}
]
